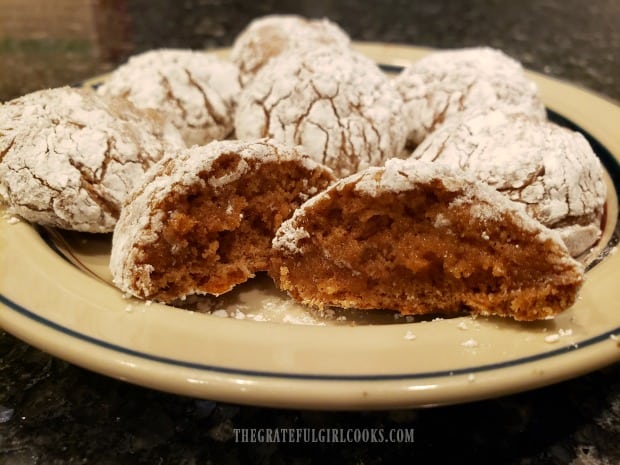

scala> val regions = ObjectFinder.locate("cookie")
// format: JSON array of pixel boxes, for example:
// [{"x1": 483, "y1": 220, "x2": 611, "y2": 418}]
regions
[
  {"x1": 230, "y1": 14, "x2": 351, "y2": 86},
  {"x1": 411, "y1": 109, "x2": 607, "y2": 256},
  {"x1": 0, "y1": 86, "x2": 185, "y2": 232},
  {"x1": 110, "y1": 139, "x2": 334, "y2": 302},
  {"x1": 234, "y1": 47, "x2": 407, "y2": 178},
  {"x1": 97, "y1": 49, "x2": 240, "y2": 146},
  {"x1": 270, "y1": 158, "x2": 584, "y2": 321},
  {"x1": 394, "y1": 47, "x2": 547, "y2": 148}
]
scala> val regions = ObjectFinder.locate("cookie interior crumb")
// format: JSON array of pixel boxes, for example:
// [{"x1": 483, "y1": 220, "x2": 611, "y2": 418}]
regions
[
  {"x1": 129, "y1": 154, "x2": 332, "y2": 301},
  {"x1": 270, "y1": 172, "x2": 583, "y2": 321}
]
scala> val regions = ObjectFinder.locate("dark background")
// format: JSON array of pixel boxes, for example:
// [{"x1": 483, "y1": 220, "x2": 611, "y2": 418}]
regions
[{"x1": 1, "y1": 0, "x2": 619, "y2": 101}]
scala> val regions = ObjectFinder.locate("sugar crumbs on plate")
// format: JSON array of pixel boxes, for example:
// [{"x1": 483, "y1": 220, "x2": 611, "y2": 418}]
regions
[{"x1": 461, "y1": 338, "x2": 479, "y2": 348}]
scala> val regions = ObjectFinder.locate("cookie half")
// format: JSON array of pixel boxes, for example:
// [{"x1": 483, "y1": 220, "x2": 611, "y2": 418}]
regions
[
  {"x1": 110, "y1": 139, "x2": 334, "y2": 302},
  {"x1": 270, "y1": 158, "x2": 584, "y2": 321}
]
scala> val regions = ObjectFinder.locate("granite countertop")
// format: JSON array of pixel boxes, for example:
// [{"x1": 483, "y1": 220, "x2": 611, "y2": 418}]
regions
[{"x1": 1, "y1": 1, "x2": 619, "y2": 464}]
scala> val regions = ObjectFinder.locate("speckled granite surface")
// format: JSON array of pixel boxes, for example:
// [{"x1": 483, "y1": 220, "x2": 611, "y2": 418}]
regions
[
  {"x1": 1, "y1": 1, "x2": 619, "y2": 464},
  {"x1": 1, "y1": 332, "x2": 619, "y2": 464}
]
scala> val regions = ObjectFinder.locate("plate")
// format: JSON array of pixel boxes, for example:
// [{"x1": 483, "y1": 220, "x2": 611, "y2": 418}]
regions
[{"x1": 1, "y1": 43, "x2": 619, "y2": 410}]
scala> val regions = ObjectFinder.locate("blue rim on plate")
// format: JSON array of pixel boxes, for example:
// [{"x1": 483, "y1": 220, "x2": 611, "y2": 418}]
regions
[
  {"x1": 1, "y1": 46, "x2": 619, "y2": 408},
  {"x1": 1, "y1": 101, "x2": 619, "y2": 382},
  {"x1": 1, "y1": 291, "x2": 620, "y2": 381}
]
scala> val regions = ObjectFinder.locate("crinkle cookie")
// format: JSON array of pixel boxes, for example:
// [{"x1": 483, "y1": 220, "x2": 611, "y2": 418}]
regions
[
  {"x1": 97, "y1": 49, "x2": 240, "y2": 147},
  {"x1": 110, "y1": 139, "x2": 334, "y2": 302},
  {"x1": 0, "y1": 86, "x2": 185, "y2": 233},
  {"x1": 411, "y1": 110, "x2": 607, "y2": 256},
  {"x1": 270, "y1": 158, "x2": 584, "y2": 321},
  {"x1": 230, "y1": 14, "x2": 351, "y2": 86},
  {"x1": 234, "y1": 47, "x2": 407, "y2": 178},
  {"x1": 394, "y1": 47, "x2": 547, "y2": 148}
]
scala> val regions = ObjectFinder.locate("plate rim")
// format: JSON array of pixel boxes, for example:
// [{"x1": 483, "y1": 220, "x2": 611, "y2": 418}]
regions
[{"x1": 1, "y1": 42, "x2": 620, "y2": 409}]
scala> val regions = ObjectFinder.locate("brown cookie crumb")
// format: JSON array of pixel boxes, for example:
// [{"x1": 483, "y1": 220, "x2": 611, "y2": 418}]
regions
[
  {"x1": 110, "y1": 139, "x2": 334, "y2": 302},
  {"x1": 270, "y1": 158, "x2": 584, "y2": 321}
]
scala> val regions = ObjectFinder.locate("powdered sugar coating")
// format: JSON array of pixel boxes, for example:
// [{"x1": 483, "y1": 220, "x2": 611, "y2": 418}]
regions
[
  {"x1": 97, "y1": 49, "x2": 241, "y2": 147},
  {"x1": 0, "y1": 87, "x2": 185, "y2": 232},
  {"x1": 234, "y1": 47, "x2": 407, "y2": 178},
  {"x1": 230, "y1": 14, "x2": 351, "y2": 87},
  {"x1": 273, "y1": 158, "x2": 577, "y2": 263},
  {"x1": 110, "y1": 138, "x2": 333, "y2": 299},
  {"x1": 411, "y1": 109, "x2": 607, "y2": 256},
  {"x1": 394, "y1": 47, "x2": 547, "y2": 147}
]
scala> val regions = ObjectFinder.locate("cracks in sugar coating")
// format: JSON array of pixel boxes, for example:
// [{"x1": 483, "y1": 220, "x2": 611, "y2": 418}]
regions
[
  {"x1": 310, "y1": 78, "x2": 359, "y2": 171},
  {"x1": 159, "y1": 73, "x2": 189, "y2": 126},
  {"x1": 185, "y1": 69, "x2": 227, "y2": 128},
  {"x1": 235, "y1": 48, "x2": 406, "y2": 178},
  {"x1": 309, "y1": 121, "x2": 330, "y2": 165},
  {"x1": 495, "y1": 166, "x2": 546, "y2": 202},
  {"x1": 293, "y1": 81, "x2": 320, "y2": 145},
  {"x1": 8, "y1": 165, "x2": 58, "y2": 212},
  {"x1": 68, "y1": 153, "x2": 120, "y2": 219},
  {"x1": 0, "y1": 138, "x2": 15, "y2": 163},
  {"x1": 410, "y1": 110, "x2": 606, "y2": 256},
  {"x1": 97, "y1": 49, "x2": 240, "y2": 147},
  {"x1": 261, "y1": 84, "x2": 293, "y2": 139},
  {"x1": 0, "y1": 87, "x2": 184, "y2": 232}
]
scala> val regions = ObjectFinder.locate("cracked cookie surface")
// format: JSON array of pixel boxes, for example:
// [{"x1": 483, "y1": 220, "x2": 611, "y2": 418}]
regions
[
  {"x1": 270, "y1": 158, "x2": 584, "y2": 321},
  {"x1": 394, "y1": 47, "x2": 546, "y2": 148},
  {"x1": 230, "y1": 14, "x2": 351, "y2": 87},
  {"x1": 110, "y1": 138, "x2": 334, "y2": 302},
  {"x1": 0, "y1": 86, "x2": 185, "y2": 232},
  {"x1": 97, "y1": 49, "x2": 240, "y2": 147},
  {"x1": 411, "y1": 110, "x2": 607, "y2": 256},
  {"x1": 234, "y1": 47, "x2": 407, "y2": 178}
]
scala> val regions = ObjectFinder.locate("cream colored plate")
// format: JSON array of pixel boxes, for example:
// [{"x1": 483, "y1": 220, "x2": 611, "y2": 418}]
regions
[{"x1": 1, "y1": 43, "x2": 619, "y2": 410}]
